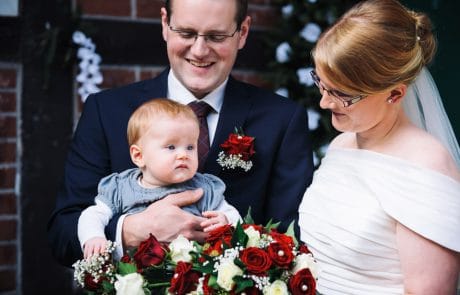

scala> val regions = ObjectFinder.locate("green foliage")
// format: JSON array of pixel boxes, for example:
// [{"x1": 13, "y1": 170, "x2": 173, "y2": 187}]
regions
[{"x1": 263, "y1": 0, "x2": 358, "y2": 163}]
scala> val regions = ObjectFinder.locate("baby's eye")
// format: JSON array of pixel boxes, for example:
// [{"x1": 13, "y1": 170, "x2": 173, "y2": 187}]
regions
[
  {"x1": 187, "y1": 145, "x2": 195, "y2": 151},
  {"x1": 166, "y1": 145, "x2": 175, "y2": 150}
]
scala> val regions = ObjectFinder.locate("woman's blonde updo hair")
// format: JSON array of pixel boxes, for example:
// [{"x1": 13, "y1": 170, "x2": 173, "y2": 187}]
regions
[{"x1": 312, "y1": 0, "x2": 437, "y2": 95}]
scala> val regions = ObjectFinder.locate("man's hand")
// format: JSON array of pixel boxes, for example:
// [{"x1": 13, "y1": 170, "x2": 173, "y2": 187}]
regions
[{"x1": 122, "y1": 189, "x2": 207, "y2": 248}]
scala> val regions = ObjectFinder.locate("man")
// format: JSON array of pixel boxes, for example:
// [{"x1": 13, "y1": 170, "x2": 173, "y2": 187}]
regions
[{"x1": 48, "y1": 0, "x2": 313, "y2": 267}]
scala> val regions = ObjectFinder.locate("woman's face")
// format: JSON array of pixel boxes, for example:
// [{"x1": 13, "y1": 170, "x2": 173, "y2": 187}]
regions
[{"x1": 316, "y1": 69, "x2": 391, "y2": 134}]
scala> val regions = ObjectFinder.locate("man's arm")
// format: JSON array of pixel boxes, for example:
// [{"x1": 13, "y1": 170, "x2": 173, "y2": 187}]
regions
[
  {"x1": 265, "y1": 104, "x2": 314, "y2": 234},
  {"x1": 47, "y1": 95, "x2": 112, "y2": 267},
  {"x1": 122, "y1": 189, "x2": 208, "y2": 248}
]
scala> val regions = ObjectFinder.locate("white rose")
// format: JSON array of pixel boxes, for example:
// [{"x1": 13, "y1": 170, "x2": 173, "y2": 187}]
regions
[
  {"x1": 244, "y1": 226, "x2": 261, "y2": 247},
  {"x1": 297, "y1": 67, "x2": 314, "y2": 86},
  {"x1": 216, "y1": 260, "x2": 243, "y2": 291},
  {"x1": 307, "y1": 108, "x2": 321, "y2": 130},
  {"x1": 276, "y1": 42, "x2": 291, "y2": 63},
  {"x1": 300, "y1": 22, "x2": 321, "y2": 43},
  {"x1": 293, "y1": 253, "x2": 320, "y2": 279},
  {"x1": 263, "y1": 280, "x2": 289, "y2": 295},
  {"x1": 114, "y1": 273, "x2": 145, "y2": 295},
  {"x1": 169, "y1": 234, "x2": 196, "y2": 263}
]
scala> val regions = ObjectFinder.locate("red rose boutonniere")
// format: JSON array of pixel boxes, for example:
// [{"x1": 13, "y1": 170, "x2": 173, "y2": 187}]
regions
[{"x1": 217, "y1": 127, "x2": 255, "y2": 172}]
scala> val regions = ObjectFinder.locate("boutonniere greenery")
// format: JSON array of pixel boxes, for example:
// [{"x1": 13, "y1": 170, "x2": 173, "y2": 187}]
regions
[{"x1": 217, "y1": 127, "x2": 255, "y2": 172}]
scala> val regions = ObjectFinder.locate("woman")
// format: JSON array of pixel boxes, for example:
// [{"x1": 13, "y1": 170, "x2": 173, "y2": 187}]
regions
[{"x1": 298, "y1": 0, "x2": 460, "y2": 294}]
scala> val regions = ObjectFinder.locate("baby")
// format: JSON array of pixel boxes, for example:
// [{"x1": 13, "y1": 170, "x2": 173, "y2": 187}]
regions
[{"x1": 78, "y1": 98, "x2": 240, "y2": 258}]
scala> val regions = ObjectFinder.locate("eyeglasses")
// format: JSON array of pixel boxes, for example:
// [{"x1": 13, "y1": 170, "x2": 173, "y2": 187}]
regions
[
  {"x1": 168, "y1": 25, "x2": 239, "y2": 44},
  {"x1": 310, "y1": 70, "x2": 366, "y2": 107}
]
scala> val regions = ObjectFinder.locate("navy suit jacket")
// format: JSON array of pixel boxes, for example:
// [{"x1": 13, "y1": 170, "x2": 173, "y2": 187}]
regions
[{"x1": 48, "y1": 69, "x2": 314, "y2": 266}]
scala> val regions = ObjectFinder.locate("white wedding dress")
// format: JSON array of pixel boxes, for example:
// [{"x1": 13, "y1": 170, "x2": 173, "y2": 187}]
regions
[{"x1": 299, "y1": 148, "x2": 460, "y2": 295}]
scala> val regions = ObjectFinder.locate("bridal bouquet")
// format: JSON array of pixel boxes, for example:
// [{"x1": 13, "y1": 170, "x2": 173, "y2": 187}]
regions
[{"x1": 73, "y1": 215, "x2": 319, "y2": 294}]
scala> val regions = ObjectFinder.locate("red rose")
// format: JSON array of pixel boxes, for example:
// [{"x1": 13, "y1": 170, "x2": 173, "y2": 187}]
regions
[
  {"x1": 206, "y1": 224, "x2": 233, "y2": 244},
  {"x1": 120, "y1": 254, "x2": 131, "y2": 263},
  {"x1": 267, "y1": 242, "x2": 294, "y2": 268},
  {"x1": 298, "y1": 244, "x2": 312, "y2": 254},
  {"x1": 133, "y1": 234, "x2": 166, "y2": 269},
  {"x1": 202, "y1": 274, "x2": 214, "y2": 295},
  {"x1": 240, "y1": 247, "x2": 272, "y2": 275},
  {"x1": 288, "y1": 268, "x2": 316, "y2": 295},
  {"x1": 221, "y1": 133, "x2": 255, "y2": 161},
  {"x1": 84, "y1": 274, "x2": 103, "y2": 291},
  {"x1": 169, "y1": 261, "x2": 200, "y2": 294},
  {"x1": 238, "y1": 286, "x2": 260, "y2": 295},
  {"x1": 270, "y1": 230, "x2": 295, "y2": 248}
]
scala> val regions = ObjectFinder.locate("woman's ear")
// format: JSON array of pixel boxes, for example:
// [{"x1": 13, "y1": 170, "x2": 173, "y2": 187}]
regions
[
  {"x1": 388, "y1": 84, "x2": 407, "y2": 104},
  {"x1": 130, "y1": 144, "x2": 145, "y2": 168}
]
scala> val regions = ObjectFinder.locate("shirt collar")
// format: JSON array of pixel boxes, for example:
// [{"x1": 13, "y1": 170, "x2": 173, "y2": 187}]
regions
[{"x1": 167, "y1": 69, "x2": 226, "y2": 113}]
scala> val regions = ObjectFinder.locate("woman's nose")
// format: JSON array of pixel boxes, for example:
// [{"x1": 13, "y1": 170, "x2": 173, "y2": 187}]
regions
[{"x1": 319, "y1": 92, "x2": 337, "y2": 109}]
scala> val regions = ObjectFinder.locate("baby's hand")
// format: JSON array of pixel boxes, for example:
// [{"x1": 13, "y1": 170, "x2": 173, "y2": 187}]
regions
[
  {"x1": 83, "y1": 237, "x2": 109, "y2": 259},
  {"x1": 201, "y1": 211, "x2": 229, "y2": 232}
]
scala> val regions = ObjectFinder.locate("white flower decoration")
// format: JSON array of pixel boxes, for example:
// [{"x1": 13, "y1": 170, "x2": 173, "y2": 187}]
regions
[
  {"x1": 307, "y1": 108, "x2": 321, "y2": 130},
  {"x1": 114, "y1": 273, "x2": 145, "y2": 295},
  {"x1": 263, "y1": 279, "x2": 289, "y2": 295},
  {"x1": 169, "y1": 234, "x2": 196, "y2": 263},
  {"x1": 73, "y1": 31, "x2": 103, "y2": 102},
  {"x1": 276, "y1": 42, "x2": 292, "y2": 63},
  {"x1": 300, "y1": 22, "x2": 322, "y2": 43},
  {"x1": 281, "y1": 4, "x2": 293, "y2": 17},
  {"x1": 297, "y1": 67, "x2": 314, "y2": 86},
  {"x1": 216, "y1": 260, "x2": 243, "y2": 291},
  {"x1": 244, "y1": 226, "x2": 261, "y2": 247},
  {"x1": 293, "y1": 253, "x2": 320, "y2": 280}
]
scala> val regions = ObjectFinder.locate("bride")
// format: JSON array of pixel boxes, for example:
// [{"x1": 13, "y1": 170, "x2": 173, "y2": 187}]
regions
[{"x1": 298, "y1": 0, "x2": 460, "y2": 294}]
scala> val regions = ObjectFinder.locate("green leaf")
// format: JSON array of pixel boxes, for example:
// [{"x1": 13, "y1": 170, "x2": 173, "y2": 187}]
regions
[
  {"x1": 243, "y1": 207, "x2": 255, "y2": 224},
  {"x1": 264, "y1": 219, "x2": 280, "y2": 231},
  {"x1": 208, "y1": 274, "x2": 219, "y2": 289},
  {"x1": 101, "y1": 280, "x2": 115, "y2": 293},
  {"x1": 232, "y1": 221, "x2": 248, "y2": 248},
  {"x1": 233, "y1": 275, "x2": 254, "y2": 293},
  {"x1": 117, "y1": 261, "x2": 138, "y2": 275},
  {"x1": 285, "y1": 220, "x2": 299, "y2": 246}
]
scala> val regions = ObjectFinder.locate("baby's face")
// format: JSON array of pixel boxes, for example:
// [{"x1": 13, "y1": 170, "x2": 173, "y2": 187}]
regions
[{"x1": 138, "y1": 115, "x2": 199, "y2": 187}]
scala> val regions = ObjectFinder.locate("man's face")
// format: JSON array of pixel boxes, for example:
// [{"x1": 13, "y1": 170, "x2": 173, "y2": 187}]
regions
[{"x1": 161, "y1": 0, "x2": 250, "y2": 99}]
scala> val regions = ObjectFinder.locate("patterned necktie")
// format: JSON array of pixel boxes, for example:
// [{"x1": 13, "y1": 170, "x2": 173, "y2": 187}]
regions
[{"x1": 188, "y1": 101, "x2": 213, "y2": 172}]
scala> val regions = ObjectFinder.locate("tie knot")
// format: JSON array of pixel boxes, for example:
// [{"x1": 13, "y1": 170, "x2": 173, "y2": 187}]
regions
[{"x1": 188, "y1": 101, "x2": 213, "y2": 118}]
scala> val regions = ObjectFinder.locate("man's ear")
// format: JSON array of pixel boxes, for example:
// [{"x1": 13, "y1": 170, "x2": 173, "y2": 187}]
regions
[
  {"x1": 130, "y1": 144, "x2": 145, "y2": 168},
  {"x1": 237, "y1": 16, "x2": 251, "y2": 50},
  {"x1": 160, "y1": 7, "x2": 169, "y2": 42},
  {"x1": 388, "y1": 84, "x2": 407, "y2": 104}
]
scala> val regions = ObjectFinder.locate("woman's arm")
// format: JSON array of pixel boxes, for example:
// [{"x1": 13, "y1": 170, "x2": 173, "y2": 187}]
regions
[{"x1": 396, "y1": 222, "x2": 460, "y2": 294}]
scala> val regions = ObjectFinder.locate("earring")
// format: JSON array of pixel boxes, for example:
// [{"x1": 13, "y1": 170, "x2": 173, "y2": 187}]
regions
[{"x1": 387, "y1": 97, "x2": 394, "y2": 104}]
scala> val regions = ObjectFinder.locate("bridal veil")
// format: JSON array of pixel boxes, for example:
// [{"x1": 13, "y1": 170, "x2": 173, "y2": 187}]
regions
[{"x1": 402, "y1": 67, "x2": 460, "y2": 169}]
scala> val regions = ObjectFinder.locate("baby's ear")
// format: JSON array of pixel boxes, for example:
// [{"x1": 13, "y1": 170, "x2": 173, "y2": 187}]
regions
[{"x1": 130, "y1": 144, "x2": 145, "y2": 168}]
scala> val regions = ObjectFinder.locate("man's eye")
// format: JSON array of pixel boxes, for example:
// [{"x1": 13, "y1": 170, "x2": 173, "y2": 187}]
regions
[
  {"x1": 178, "y1": 31, "x2": 196, "y2": 39},
  {"x1": 208, "y1": 35, "x2": 227, "y2": 42},
  {"x1": 166, "y1": 145, "x2": 175, "y2": 150}
]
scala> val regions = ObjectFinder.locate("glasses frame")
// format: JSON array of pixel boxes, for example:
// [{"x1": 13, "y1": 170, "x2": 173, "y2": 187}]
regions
[
  {"x1": 310, "y1": 70, "x2": 366, "y2": 107},
  {"x1": 168, "y1": 24, "x2": 239, "y2": 44}
]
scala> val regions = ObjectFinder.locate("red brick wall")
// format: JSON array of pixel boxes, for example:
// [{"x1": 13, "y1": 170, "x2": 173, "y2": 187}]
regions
[{"x1": 0, "y1": 63, "x2": 19, "y2": 293}]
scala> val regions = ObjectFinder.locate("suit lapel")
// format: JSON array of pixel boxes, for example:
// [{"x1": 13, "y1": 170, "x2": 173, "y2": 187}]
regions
[{"x1": 205, "y1": 77, "x2": 254, "y2": 175}]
